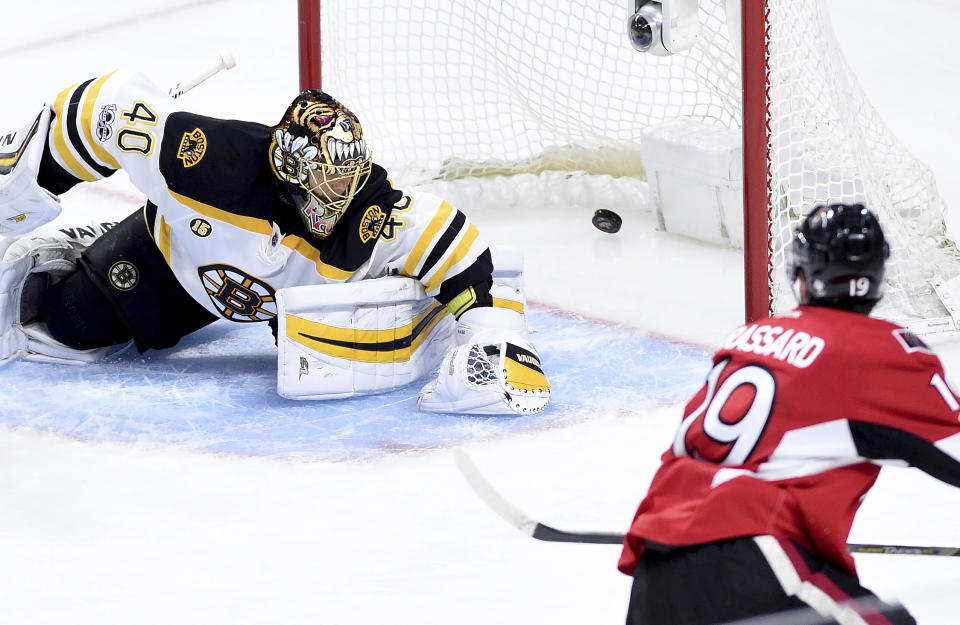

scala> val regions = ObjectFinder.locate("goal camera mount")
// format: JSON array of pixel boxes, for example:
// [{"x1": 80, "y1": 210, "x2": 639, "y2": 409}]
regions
[{"x1": 627, "y1": 0, "x2": 701, "y2": 56}]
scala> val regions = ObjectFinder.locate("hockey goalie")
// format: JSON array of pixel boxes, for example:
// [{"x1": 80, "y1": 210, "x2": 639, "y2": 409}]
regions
[{"x1": 0, "y1": 70, "x2": 550, "y2": 415}]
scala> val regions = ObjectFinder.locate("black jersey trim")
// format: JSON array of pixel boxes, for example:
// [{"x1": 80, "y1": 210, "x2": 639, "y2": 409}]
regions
[
  {"x1": 849, "y1": 420, "x2": 960, "y2": 487},
  {"x1": 37, "y1": 137, "x2": 83, "y2": 194},
  {"x1": 142, "y1": 201, "x2": 158, "y2": 240},
  {"x1": 436, "y1": 248, "x2": 494, "y2": 305},
  {"x1": 416, "y1": 210, "x2": 466, "y2": 280},
  {"x1": 65, "y1": 79, "x2": 114, "y2": 178}
]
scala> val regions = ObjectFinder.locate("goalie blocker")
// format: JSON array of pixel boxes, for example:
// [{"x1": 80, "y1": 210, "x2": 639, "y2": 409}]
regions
[
  {"x1": 277, "y1": 247, "x2": 550, "y2": 415},
  {"x1": 0, "y1": 106, "x2": 63, "y2": 237}
]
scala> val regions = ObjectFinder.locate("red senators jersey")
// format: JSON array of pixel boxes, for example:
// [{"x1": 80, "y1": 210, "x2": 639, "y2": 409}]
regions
[{"x1": 619, "y1": 305, "x2": 960, "y2": 576}]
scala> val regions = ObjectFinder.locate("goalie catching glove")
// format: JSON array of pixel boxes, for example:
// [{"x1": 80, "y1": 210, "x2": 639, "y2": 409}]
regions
[{"x1": 418, "y1": 306, "x2": 550, "y2": 415}]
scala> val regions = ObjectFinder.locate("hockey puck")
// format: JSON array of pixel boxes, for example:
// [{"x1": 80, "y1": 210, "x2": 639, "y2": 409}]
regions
[{"x1": 592, "y1": 209, "x2": 622, "y2": 233}]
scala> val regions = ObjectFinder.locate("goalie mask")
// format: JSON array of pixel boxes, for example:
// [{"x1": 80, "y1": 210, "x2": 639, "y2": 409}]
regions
[{"x1": 269, "y1": 90, "x2": 372, "y2": 238}]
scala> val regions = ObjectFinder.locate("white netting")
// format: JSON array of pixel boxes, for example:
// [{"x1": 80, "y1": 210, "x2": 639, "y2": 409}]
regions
[
  {"x1": 316, "y1": 0, "x2": 959, "y2": 327},
  {"x1": 765, "y1": 0, "x2": 960, "y2": 324},
  {"x1": 465, "y1": 344, "x2": 498, "y2": 389}
]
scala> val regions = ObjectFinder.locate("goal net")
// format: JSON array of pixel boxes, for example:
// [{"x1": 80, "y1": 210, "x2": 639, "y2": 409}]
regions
[{"x1": 306, "y1": 0, "x2": 960, "y2": 331}]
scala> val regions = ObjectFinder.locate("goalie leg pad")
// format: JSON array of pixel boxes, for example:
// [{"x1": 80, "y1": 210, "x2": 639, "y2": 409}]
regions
[
  {"x1": 0, "y1": 240, "x2": 35, "y2": 365},
  {"x1": 277, "y1": 276, "x2": 455, "y2": 400}
]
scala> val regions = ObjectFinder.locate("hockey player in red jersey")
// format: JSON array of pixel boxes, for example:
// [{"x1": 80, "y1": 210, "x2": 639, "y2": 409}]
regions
[
  {"x1": 620, "y1": 204, "x2": 959, "y2": 624},
  {"x1": 0, "y1": 72, "x2": 549, "y2": 414}
]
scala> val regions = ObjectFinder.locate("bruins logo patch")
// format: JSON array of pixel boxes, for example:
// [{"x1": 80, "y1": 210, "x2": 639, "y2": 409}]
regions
[
  {"x1": 177, "y1": 128, "x2": 207, "y2": 168},
  {"x1": 108, "y1": 261, "x2": 139, "y2": 291},
  {"x1": 197, "y1": 264, "x2": 277, "y2": 322},
  {"x1": 359, "y1": 205, "x2": 387, "y2": 243}
]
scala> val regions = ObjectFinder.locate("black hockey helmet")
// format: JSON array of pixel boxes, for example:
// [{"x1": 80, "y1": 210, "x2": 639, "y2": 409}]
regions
[
  {"x1": 787, "y1": 203, "x2": 889, "y2": 311},
  {"x1": 268, "y1": 90, "x2": 372, "y2": 238}
]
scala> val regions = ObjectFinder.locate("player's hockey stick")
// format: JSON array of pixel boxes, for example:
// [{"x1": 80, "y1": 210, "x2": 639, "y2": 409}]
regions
[
  {"x1": 454, "y1": 449, "x2": 960, "y2": 556},
  {"x1": 168, "y1": 49, "x2": 237, "y2": 99}
]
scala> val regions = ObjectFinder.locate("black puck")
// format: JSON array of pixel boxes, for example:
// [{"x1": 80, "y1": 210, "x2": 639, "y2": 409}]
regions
[{"x1": 592, "y1": 209, "x2": 622, "y2": 234}]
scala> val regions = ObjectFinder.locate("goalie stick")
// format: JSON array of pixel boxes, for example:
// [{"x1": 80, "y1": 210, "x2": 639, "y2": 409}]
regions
[
  {"x1": 454, "y1": 449, "x2": 960, "y2": 557},
  {"x1": 168, "y1": 49, "x2": 236, "y2": 99}
]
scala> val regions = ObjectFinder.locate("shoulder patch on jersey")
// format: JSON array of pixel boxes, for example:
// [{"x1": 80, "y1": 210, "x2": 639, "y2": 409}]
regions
[
  {"x1": 197, "y1": 264, "x2": 277, "y2": 322},
  {"x1": 892, "y1": 328, "x2": 935, "y2": 355},
  {"x1": 177, "y1": 128, "x2": 207, "y2": 168},
  {"x1": 96, "y1": 104, "x2": 117, "y2": 142},
  {"x1": 359, "y1": 204, "x2": 387, "y2": 243}
]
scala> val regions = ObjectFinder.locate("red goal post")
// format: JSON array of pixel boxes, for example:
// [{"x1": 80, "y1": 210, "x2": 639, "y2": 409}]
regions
[
  {"x1": 741, "y1": 0, "x2": 771, "y2": 324},
  {"x1": 297, "y1": 0, "x2": 322, "y2": 91},
  {"x1": 297, "y1": 0, "x2": 960, "y2": 332}
]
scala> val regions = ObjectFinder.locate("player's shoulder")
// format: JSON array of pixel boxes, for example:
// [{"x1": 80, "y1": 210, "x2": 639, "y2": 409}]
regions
[
  {"x1": 718, "y1": 305, "x2": 942, "y2": 369},
  {"x1": 158, "y1": 112, "x2": 274, "y2": 216},
  {"x1": 397, "y1": 188, "x2": 448, "y2": 217},
  {"x1": 775, "y1": 306, "x2": 939, "y2": 365},
  {"x1": 161, "y1": 112, "x2": 270, "y2": 169}
]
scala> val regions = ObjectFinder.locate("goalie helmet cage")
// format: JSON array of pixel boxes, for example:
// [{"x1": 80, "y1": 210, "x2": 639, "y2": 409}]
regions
[{"x1": 296, "y1": 0, "x2": 960, "y2": 332}]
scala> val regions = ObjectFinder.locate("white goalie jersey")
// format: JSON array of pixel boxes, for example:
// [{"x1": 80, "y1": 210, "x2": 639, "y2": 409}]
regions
[
  {"x1": 1, "y1": 70, "x2": 550, "y2": 413},
  {"x1": 36, "y1": 71, "x2": 494, "y2": 320}
]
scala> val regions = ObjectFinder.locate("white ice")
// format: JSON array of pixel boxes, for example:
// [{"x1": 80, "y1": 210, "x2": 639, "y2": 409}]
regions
[{"x1": 1, "y1": 1, "x2": 959, "y2": 623}]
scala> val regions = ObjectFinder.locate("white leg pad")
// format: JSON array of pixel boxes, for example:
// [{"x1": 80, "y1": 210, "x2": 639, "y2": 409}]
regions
[
  {"x1": 0, "y1": 241, "x2": 36, "y2": 365},
  {"x1": 277, "y1": 276, "x2": 455, "y2": 400}
]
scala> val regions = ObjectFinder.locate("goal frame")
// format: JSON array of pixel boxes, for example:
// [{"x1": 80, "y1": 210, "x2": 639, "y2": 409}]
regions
[{"x1": 296, "y1": 0, "x2": 777, "y2": 324}]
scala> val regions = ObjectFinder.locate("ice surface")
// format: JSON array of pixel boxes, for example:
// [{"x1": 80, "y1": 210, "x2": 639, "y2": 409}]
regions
[
  {"x1": 1, "y1": 308, "x2": 709, "y2": 457},
  {"x1": 0, "y1": 1, "x2": 959, "y2": 623}
]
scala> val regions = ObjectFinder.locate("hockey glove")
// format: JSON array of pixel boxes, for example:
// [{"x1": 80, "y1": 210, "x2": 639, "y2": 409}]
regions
[{"x1": 0, "y1": 106, "x2": 62, "y2": 237}]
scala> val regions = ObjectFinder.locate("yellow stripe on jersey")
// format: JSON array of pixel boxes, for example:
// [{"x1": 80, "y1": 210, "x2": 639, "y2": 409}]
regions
[
  {"x1": 281, "y1": 235, "x2": 355, "y2": 281},
  {"x1": 493, "y1": 297, "x2": 524, "y2": 314},
  {"x1": 401, "y1": 200, "x2": 454, "y2": 277},
  {"x1": 168, "y1": 190, "x2": 355, "y2": 281},
  {"x1": 168, "y1": 189, "x2": 274, "y2": 235},
  {"x1": 51, "y1": 83, "x2": 98, "y2": 182},
  {"x1": 423, "y1": 223, "x2": 480, "y2": 293},
  {"x1": 157, "y1": 215, "x2": 172, "y2": 265},
  {"x1": 285, "y1": 303, "x2": 450, "y2": 363},
  {"x1": 80, "y1": 72, "x2": 120, "y2": 170}
]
